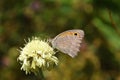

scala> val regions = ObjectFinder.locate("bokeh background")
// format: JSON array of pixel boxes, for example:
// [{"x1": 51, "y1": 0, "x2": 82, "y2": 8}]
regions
[{"x1": 0, "y1": 0, "x2": 120, "y2": 80}]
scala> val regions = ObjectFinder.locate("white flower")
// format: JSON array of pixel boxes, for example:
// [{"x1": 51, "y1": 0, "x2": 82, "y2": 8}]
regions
[{"x1": 18, "y1": 37, "x2": 58, "y2": 74}]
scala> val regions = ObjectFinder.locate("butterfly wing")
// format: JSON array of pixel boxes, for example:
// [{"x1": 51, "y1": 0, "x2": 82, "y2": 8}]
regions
[{"x1": 51, "y1": 30, "x2": 84, "y2": 58}]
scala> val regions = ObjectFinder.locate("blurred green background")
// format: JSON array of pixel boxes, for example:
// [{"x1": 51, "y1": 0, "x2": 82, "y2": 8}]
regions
[{"x1": 0, "y1": 0, "x2": 120, "y2": 80}]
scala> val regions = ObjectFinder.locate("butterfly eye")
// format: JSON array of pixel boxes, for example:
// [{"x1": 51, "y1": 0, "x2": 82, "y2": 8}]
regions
[{"x1": 74, "y1": 33, "x2": 78, "y2": 36}]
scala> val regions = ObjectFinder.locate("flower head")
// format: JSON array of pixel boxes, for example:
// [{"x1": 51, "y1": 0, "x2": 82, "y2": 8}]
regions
[{"x1": 18, "y1": 37, "x2": 58, "y2": 74}]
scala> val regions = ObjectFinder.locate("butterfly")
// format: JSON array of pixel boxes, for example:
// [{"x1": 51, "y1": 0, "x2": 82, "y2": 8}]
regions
[{"x1": 51, "y1": 29, "x2": 84, "y2": 58}]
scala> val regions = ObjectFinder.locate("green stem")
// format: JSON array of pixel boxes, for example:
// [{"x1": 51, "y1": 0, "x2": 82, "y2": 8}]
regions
[{"x1": 35, "y1": 69, "x2": 45, "y2": 80}]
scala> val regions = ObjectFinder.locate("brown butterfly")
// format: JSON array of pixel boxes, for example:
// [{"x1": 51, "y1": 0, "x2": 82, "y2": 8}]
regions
[{"x1": 51, "y1": 29, "x2": 84, "y2": 58}]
